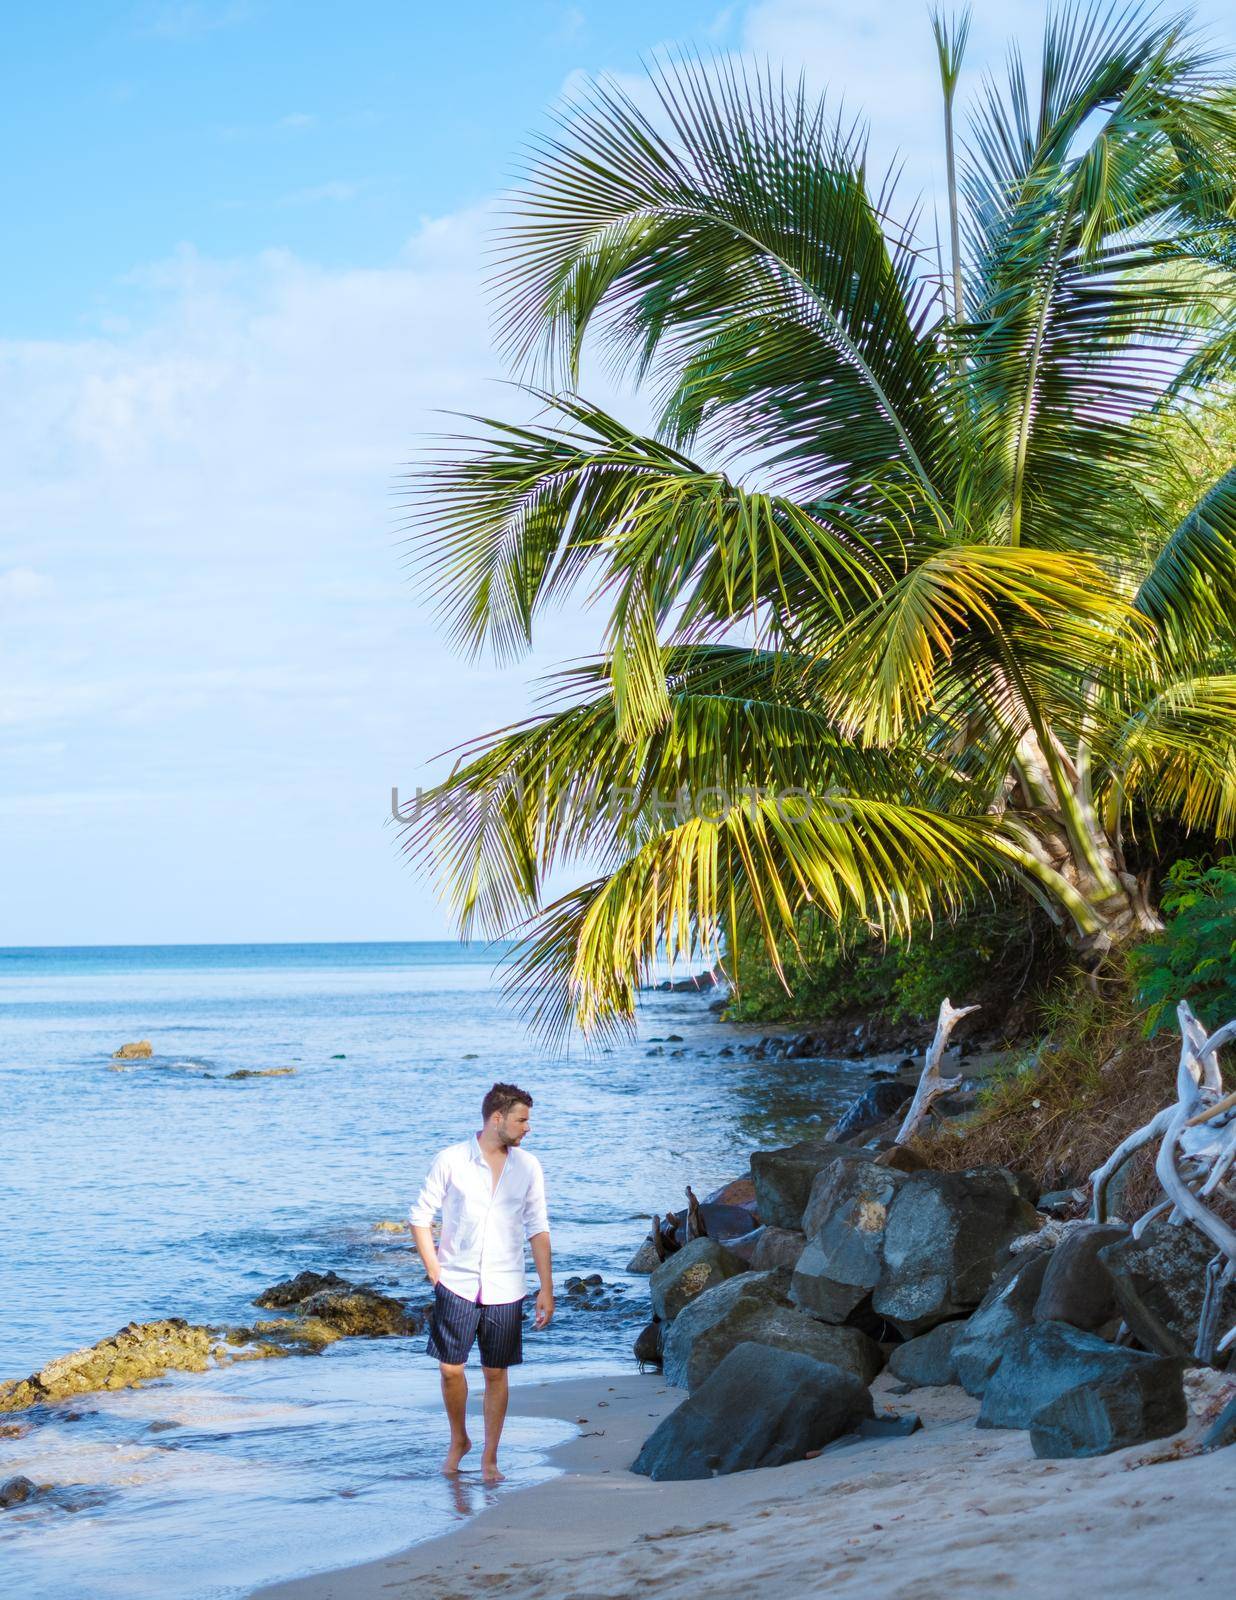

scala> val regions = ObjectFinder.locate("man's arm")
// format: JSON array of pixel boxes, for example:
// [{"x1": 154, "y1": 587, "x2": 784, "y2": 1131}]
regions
[
  {"x1": 523, "y1": 1158, "x2": 554, "y2": 1328},
  {"x1": 409, "y1": 1154, "x2": 448, "y2": 1286},
  {"x1": 529, "y1": 1231, "x2": 554, "y2": 1328}
]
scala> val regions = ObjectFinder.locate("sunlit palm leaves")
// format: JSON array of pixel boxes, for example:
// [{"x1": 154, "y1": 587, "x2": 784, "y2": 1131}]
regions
[{"x1": 401, "y1": 3, "x2": 1236, "y2": 1035}]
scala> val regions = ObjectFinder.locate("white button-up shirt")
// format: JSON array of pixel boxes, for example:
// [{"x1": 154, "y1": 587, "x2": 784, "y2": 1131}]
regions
[{"x1": 409, "y1": 1136, "x2": 550, "y2": 1305}]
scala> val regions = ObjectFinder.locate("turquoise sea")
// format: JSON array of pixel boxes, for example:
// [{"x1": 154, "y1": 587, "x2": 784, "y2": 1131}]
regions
[{"x1": 0, "y1": 942, "x2": 864, "y2": 1599}]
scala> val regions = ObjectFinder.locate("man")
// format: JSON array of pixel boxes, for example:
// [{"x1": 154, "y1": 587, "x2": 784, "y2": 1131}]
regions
[{"x1": 410, "y1": 1081, "x2": 554, "y2": 1483}]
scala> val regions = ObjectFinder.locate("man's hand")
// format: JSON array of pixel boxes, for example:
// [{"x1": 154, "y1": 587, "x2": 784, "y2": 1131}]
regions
[{"x1": 534, "y1": 1287, "x2": 555, "y2": 1329}]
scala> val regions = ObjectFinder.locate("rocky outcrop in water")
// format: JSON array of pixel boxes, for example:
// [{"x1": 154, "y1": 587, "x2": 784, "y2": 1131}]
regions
[
  {"x1": 111, "y1": 1040, "x2": 152, "y2": 1060},
  {"x1": 0, "y1": 1320, "x2": 236, "y2": 1411},
  {"x1": 252, "y1": 1271, "x2": 425, "y2": 1337}
]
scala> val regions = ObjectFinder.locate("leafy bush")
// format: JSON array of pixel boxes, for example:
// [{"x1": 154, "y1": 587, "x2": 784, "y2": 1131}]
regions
[
  {"x1": 725, "y1": 904, "x2": 1052, "y2": 1027},
  {"x1": 1130, "y1": 856, "x2": 1236, "y2": 1033}
]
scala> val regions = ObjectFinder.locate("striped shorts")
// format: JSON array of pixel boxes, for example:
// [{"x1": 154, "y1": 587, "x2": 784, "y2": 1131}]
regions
[{"x1": 426, "y1": 1282, "x2": 525, "y2": 1368}]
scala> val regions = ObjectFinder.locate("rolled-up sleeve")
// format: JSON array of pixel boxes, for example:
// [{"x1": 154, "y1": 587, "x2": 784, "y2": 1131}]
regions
[
  {"x1": 522, "y1": 1156, "x2": 549, "y2": 1240},
  {"x1": 409, "y1": 1152, "x2": 447, "y2": 1229}
]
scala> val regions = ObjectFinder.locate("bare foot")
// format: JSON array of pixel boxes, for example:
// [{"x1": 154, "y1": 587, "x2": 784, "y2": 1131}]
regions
[
  {"x1": 480, "y1": 1455, "x2": 505, "y2": 1485},
  {"x1": 442, "y1": 1435, "x2": 472, "y2": 1475}
]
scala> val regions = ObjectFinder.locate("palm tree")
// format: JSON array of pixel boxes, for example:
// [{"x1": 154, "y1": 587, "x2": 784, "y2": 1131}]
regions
[{"x1": 402, "y1": 3, "x2": 1236, "y2": 1037}]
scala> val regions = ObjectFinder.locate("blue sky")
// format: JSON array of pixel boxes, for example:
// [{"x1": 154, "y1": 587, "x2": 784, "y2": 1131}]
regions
[{"x1": 2, "y1": 1, "x2": 1232, "y2": 944}]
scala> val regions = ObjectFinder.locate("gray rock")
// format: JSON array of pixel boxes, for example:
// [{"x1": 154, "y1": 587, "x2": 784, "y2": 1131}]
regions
[
  {"x1": 721, "y1": 1227, "x2": 765, "y2": 1267},
  {"x1": 626, "y1": 1238, "x2": 662, "y2": 1275},
  {"x1": 0, "y1": 1475, "x2": 37, "y2": 1509},
  {"x1": 887, "y1": 1322, "x2": 964, "y2": 1388},
  {"x1": 751, "y1": 1140, "x2": 875, "y2": 1231},
  {"x1": 663, "y1": 1270, "x2": 882, "y2": 1392},
  {"x1": 827, "y1": 1080, "x2": 914, "y2": 1142},
  {"x1": 1098, "y1": 1220, "x2": 1236, "y2": 1360},
  {"x1": 791, "y1": 1160, "x2": 1040, "y2": 1338},
  {"x1": 790, "y1": 1160, "x2": 906, "y2": 1322},
  {"x1": 1200, "y1": 1394, "x2": 1236, "y2": 1451},
  {"x1": 953, "y1": 1251, "x2": 1052, "y2": 1397},
  {"x1": 699, "y1": 1202, "x2": 760, "y2": 1240},
  {"x1": 631, "y1": 1342, "x2": 874, "y2": 1481},
  {"x1": 1037, "y1": 1188, "x2": 1085, "y2": 1217},
  {"x1": 978, "y1": 1320, "x2": 1183, "y2": 1432},
  {"x1": 1034, "y1": 1223, "x2": 1128, "y2": 1332},
  {"x1": 874, "y1": 1169, "x2": 1042, "y2": 1337},
  {"x1": 750, "y1": 1227, "x2": 807, "y2": 1273},
  {"x1": 1029, "y1": 1365, "x2": 1188, "y2": 1458},
  {"x1": 633, "y1": 1319, "x2": 664, "y2": 1368},
  {"x1": 649, "y1": 1236, "x2": 746, "y2": 1323}
]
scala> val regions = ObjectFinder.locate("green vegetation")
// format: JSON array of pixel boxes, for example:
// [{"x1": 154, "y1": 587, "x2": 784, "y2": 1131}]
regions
[
  {"x1": 1130, "y1": 855, "x2": 1236, "y2": 1032},
  {"x1": 724, "y1": 904, "x2": 1056, "y2": 1028},
  {"x1": 405, "y1": 5, "x2": 1236, "y2": 1037}
]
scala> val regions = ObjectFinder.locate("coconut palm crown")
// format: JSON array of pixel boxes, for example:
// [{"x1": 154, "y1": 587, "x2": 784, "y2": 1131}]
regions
[{"x1": 401, "y1": 2, "x2": 1236, "y2": 1038}]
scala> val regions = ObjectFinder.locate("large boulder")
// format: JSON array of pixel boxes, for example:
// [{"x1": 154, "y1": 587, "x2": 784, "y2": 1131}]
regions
[
  {"x1": 633, "y1": 1319, "x2": 664, "y2": 1368},
  {"x1": 698, "y1": 1202, "x2": 760, "y2": 1240},
  {"x1": 828, "y1": 1080, "x2": 914, "y2": 1142},
  {"x1": 0, "y1": 1476, "x2": 38, "y2": 1509},
  {"x1": 791, "y1": 1160, "x2": 1040, "y2": 1337},
  {"x1": 1033, "y1": 1222, "x2": 1128, "y2": 1332},
  {"x1": 631, "y1": 1342, "x2": 874, "y2": 1481},
  {"x1": 649, "y1": 1236, "x2": 746, "y2": 1323},
  {"x1": 663, "y1": 1270, "x2": 883, "y2": 1392},
  {"x1": 952, "y1": 1252, "x2": 1052, "y2": 1397},
  {"x1": 1029, "y1": 1366, "x2": 1188, "y2": 1459},
  {"x1": 790, "y1": 1160, "x2": 905, "y2": 1322},
  {"x1": 978, "y1": 1320, "x2": 1184, "y2": 1433},
  {"x1": 875, "y1": 1170, "x2": 1042, "y2": 1337},
  {"x1": 1098, "y1": 1220, "x2": 1236, "y2": 1360},
  {"x1": 254, "y1": 1271, "x2": 419, "y2": 1337},
  {"x1": 751, "y1": 1227, "x2": 807, "y2": 1273},
  {"x1": 751, "y1": 1141, "x2": 875, "y2": 1230},
  {"x1": 626, "y1": 1237, "x2": 662, "y2": 1274},
  {"x1": 887, "y1": 1321, "x2": 965, "y2": 1389}
]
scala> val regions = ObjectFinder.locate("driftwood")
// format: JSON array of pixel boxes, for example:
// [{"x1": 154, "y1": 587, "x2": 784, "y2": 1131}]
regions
[
  {"x1": 1089, "y1": 1000, "x2": 1236, "y2": 1363},
  {"x1": 685, "y1": 1186, "x2": 706, "y2": 1240},
  {"x1": 893, "y1": 997, "x2": 981, "y2": 1145}
]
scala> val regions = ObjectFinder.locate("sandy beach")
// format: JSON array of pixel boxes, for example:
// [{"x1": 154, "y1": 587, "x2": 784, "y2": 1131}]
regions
[{"x1": 254, "y1": 1368, "x2": 1231, "y2": 1600}]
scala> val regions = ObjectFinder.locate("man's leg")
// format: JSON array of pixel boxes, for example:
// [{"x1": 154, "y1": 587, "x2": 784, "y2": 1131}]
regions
[
  {"x1": 439, "y1": 1362, "x2": 471, "y2": 1474},
  {"x1": 479, "y1": 1366, "x2": 509, "y2": 1483}
]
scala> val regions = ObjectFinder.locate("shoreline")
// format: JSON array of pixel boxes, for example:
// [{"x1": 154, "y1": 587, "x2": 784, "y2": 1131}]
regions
[{"x1": 251, "y1": 1367, "x2": 1228, "y2": 1600}]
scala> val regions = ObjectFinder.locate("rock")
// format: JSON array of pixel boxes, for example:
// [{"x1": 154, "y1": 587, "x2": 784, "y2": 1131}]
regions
[
  {"x1": 827, "y1": 1080, "x2": 914, "y2": 1142},
  {"x1": 877, "y1": 1144, "x2": 930, "y2": 1173},
  {"x1": 649, "y1": 1237, "x2": 746, "y2": 1323},
  {"x1": 634, "y1": 1319, "x2": 664, "y2": 1368},
  {"x1": 0, "y1": 1319, "x2": 228, "y2": 1412},
  {"x1": 0, "y1": 1476, "x2": 37, "y2": 1509},
  {"x1": 705, "y1": 1176, "x2": 757, "y2": 1208},
  {"x1": 698, "y1": 1201, "x2": 760, "y2": 1240},
  {"x1": 751, "y1": 1140, "x2": 875, "y2": 1230},
  {"x1": 875, "y1": 1169, "x2": 1042, "y2": 1337},
  {"x1": 663, "y1": 1269, "x2": 883, "y2": 1392},
  {"x1": 297, "y1": 1287, "x2": 419, "y2": 1337},
  {"x1": 791, "y1": 1160, "x2": 1038, "y2": 1337},
  {"x1": 887, "y1": 1322, "x2": 965, "y2": 1388},
  {"x1": 953, "y1": 1251, "x2": 1052, "y2": 1396},
  {"x1": 790, "y1": 1160, "x2": 905, "y2": 1322},
  {"x1": 720, "y1": 1228, "x2": 765, "y2": 1266},
  {"x1": 631, "y1": 1342, "x2": 874, "y2": 1481},
  {"x1": 1098, "y1": 1219, "x2": 1236, "y2": 1360},
  {"x1": 750, "y1": 1227, "x2": 807, "y2": 1273},
  {"x1": 372, "y1": 1219, "x2": 408, "y2": 1234},
  {"x1": 626, "y1": 1237, "x2": 663, "y2": 1275},
  {"x1": 254, "y1": 1270, "x2": 352, "y2": 1309},
  {"x1": 977, "y1": 1320, "x2": 1183, "y2": 1432},
  {"x1": 1033, "y1": 1222, "x2": 1127, "y2": 1332},
  {"x1": 226, "y1": 1067, "x2": 295, "y2": 1079},
  {"x1": 1037, "y1": 1187, "x2": 1086, "y2": 1217},
  {"x1": 1029, "y1": 1365, "x2": 1188, "y2": 1458},
  {"x1": 1200, "y1": 1394, "x2": 1236, "y2": 1451},
  {"x1": 112, "y1": 1040, "x2": 152, "y2": 1059}
]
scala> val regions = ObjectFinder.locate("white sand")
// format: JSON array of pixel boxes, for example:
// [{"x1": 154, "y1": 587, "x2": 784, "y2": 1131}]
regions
[{"x1": 254, "y1": 1369, "x2": 1233, "y2": 1600}]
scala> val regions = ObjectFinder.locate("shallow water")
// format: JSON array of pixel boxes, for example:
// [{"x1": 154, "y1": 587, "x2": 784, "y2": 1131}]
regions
[{"x1": 0, "y1": 942, "x2": 866, "y2": 1598}]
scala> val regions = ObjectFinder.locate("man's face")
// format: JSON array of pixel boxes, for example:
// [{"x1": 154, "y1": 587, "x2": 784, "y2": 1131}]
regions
[{"x1": 494, "y1": 1103, "x2": 531, "y2": 1147}]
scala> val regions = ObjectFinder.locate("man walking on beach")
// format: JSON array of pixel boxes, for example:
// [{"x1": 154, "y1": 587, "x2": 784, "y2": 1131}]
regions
[{"x1": 410, "y1": 1081, "x2": 554, "y2": 1484}]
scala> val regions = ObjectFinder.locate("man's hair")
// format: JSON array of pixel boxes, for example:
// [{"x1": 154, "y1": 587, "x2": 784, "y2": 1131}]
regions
[{"x1": 482, "y1": 1081, "x2": 533, "y2": 1120}]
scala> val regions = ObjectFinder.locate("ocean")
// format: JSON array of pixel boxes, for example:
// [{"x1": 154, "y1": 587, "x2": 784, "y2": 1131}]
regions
[{"x1": 0, "y1": 942, "x2": 866, "y2": 1599}]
